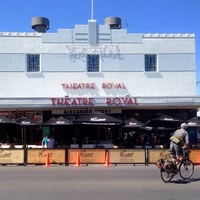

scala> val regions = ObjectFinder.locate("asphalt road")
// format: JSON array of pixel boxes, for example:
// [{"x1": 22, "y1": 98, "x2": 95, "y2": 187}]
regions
[{"x1": 0, "y1": 164, "x2": 200, "y2": 200}]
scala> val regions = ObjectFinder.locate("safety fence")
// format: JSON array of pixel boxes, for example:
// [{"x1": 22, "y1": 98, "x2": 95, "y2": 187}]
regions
[{"x1": 0, "y1": 148, "x2": 200, "y2": 166}]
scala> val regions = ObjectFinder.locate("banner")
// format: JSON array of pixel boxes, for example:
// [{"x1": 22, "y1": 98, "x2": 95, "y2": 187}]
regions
[
  {"x1": 109, "y1": 149, "x2": 145, "y2": 164},
  {"x1": 0, "y1": 149, "x2": 24, "y2": 164}
]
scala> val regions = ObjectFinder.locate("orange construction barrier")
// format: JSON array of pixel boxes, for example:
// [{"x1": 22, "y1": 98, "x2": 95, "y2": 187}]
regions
[
  {"x1": 104, "y1": 152, "x2": 110, "y2": 167},
  {"x1": 44, "y1": 152, "x2": 50, "y2": 167},
  {"x1": 74, "y1": 152, "x2": 81, "y2": 167}
]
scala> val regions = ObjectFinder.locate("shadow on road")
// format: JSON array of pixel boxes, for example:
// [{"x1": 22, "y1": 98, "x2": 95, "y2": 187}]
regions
[{"x1": 171, "y1": 177, "x2": 200, "y2": 184}]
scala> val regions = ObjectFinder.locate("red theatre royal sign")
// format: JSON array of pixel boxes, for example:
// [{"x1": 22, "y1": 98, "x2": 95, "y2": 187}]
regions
[
  {"x1": 61, "y1": 83, "x2": 126, "y2": 89},
  {"x1": 51, "y1": 97, "x2": 138, "y2": 106}
]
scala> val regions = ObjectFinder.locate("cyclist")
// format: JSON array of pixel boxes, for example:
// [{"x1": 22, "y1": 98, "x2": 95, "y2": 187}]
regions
[{"x1": 169, "y1": 123, "x2": 189, "y2": 163}]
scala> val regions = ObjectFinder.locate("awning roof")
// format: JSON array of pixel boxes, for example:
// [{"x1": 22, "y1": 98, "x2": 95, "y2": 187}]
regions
[{"x1": 0, "y1": 96, "x2": 199, "y2": 109}]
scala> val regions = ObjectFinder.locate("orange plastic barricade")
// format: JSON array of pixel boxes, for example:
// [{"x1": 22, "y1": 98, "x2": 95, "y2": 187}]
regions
[
  {"x1": 74, "y1": 152, "x2": 82, "y2": 167},
  {"x1": 44, "y1": 152, "x2": 50, "y2": 167},
  {"x1": 104, "y1": 152, "x2": 110, "y2": 167}
]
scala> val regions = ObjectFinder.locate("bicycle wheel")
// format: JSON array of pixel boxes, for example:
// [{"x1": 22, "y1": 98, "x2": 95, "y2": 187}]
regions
[
  {"x1": 179, "y1": 158, "x2": 194, "y2": 179},
  {"x1": 160, "y1": 165, "x2": 174, "y2": 183}
]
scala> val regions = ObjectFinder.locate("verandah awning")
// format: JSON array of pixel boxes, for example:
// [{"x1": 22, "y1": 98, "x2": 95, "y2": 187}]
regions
[{"x1": 0, "y1": 96, "x2": 199, "y2": 109}]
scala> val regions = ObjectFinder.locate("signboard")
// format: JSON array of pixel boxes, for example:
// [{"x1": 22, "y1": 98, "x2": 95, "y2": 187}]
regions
[
  {"x1": 27, "y1": 149, "x2": 65, "y2": 164},
  {"x1": 109, "y1": 149, "x2": 145, "y2": 164},
  {"x1": 0, "y1": 111, "x2": 42, "y2": 123},
  {"x1": 0, "y1": 149, "x2": 24, "y2": 164},
  {"x1": 52, "y1": 108, "x2": 122, "y2": 115},
  {"x1": 68, "y1": 149, "x2": 105, "y2": 164}
]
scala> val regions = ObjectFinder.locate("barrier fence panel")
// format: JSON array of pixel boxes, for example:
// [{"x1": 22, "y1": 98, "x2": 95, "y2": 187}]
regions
[
  {"x1": 0, "y1": 148, "x2": 200, "y2": 166},
  {"x1": 147, "y1": 149, "x2": 200, "y2": 165},
  {"x1": 189, "y1": 149, "x2": 200, "y2": 165},
  {"x1": 147, "y1": 149, "x2": 170, "y2": 164},
  {"x1": 108, "y1": 149, "x2": 146, "y2": 165},
  {"x1": 0, "y1": 149, "x2": 24, "y2": 165},
  {"x1": 68, "y1": 148, "x2": 106, "y2": 165},
  {"x1": 26, "y1": 149, "x2": 65, "y2": 165}
]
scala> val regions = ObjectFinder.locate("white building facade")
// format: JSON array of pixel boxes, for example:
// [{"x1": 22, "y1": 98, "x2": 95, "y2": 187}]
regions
[{"x1": 0, "y1": 17, "x2": 198, "y2": 122}]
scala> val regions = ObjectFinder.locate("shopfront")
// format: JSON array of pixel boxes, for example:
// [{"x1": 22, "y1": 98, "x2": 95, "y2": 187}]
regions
[{"x1": 0, "y1": 96, "x2": 199, "y2": 148}]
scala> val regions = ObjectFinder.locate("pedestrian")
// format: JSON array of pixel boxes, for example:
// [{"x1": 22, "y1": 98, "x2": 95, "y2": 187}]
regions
[
  {"x1": 47, "y1": 135, "x2": 55, "y2": 148},
  {"x1": 42, "y1": 134, "x2": 50, "y2": 148}
]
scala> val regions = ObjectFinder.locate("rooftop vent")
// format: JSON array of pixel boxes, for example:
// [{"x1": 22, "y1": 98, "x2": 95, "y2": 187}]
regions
[
  {"x1": 31, "y1": 17, "x2": 49, "y2": 33},
  {"x1": 104, "y1": 17, "x2": 121, "y2": 29}
]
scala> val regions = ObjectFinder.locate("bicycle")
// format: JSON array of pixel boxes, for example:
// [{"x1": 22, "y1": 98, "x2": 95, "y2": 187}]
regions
[{"x1": 158, "y1": 148, "x2": 194, "y2": 183}]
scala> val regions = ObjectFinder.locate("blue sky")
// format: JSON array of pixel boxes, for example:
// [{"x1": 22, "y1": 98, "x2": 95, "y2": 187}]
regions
[{"x1": 0, "y1": 0, "x2": 200, "y2": 94}]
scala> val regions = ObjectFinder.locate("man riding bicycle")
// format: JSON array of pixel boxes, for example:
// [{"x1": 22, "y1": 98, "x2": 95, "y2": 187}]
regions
[
  {"x1": 159, "y1": 123, "x2": 194, "y2": 182},
  {"x1": 169, "y1": 123, "x2": 189, "y2": 162}
]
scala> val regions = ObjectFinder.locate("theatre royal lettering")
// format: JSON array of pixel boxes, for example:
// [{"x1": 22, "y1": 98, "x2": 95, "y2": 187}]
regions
[
  {"x1": 50, "y1": 97, "x2": 138, "y2": 107},
  {"x1": 66, "y1": 44, "x2": 121, "y2": 60},
  {"x1": 61, "y1": 82, "x2": 126, "y2": 90}
]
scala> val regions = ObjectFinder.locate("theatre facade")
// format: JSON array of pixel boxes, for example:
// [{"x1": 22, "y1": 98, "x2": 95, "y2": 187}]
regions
[{"x1": 0, "y1": 16, "x2": 199, "y2": 146}]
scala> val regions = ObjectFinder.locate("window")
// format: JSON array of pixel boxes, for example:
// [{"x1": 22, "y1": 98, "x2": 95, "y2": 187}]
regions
[
  {"x1": 87, "y1": 54, "x2": 100, "y2": 72},
  {"x1": 145, "y1": 54, "x2": 157, "y2": 71},
  {"x1": 27, "y1": 54, "x2": 40, "y2": 72}
]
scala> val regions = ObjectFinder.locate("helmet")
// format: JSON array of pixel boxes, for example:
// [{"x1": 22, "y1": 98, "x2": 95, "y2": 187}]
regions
[{"x1": 181, "y1": 123, "x2": 188, "y2": 129}]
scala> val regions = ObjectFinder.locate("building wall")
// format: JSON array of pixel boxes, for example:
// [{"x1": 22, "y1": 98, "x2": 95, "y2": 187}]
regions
[{"x1": 0, "y1": 20, "x2": 196, "y2": 98}]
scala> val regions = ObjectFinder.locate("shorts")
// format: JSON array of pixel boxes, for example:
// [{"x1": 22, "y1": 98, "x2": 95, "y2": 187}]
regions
[{"x1": 169, "y1": 141, "x2": 183, "y2": 157}]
